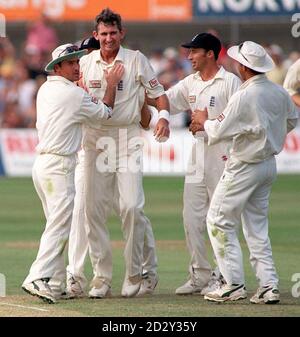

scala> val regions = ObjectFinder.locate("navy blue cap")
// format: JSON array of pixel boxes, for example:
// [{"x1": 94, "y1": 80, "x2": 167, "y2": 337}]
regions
[
  {"x1": 79, "y1": 37, "x2": 100, "y2": 50},
  {"x1": 181, "y1": 33, "x2": 221, "y2": 59}
]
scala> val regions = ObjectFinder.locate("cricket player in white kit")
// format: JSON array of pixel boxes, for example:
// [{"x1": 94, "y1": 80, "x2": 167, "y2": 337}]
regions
[
  {"x1": 193, "y1": 41, "x2": 298, "y2": 304},
  {"x1": 150, "y1": 33, "x2": 241, "y2": 295},
  {"x1": 80, "y1": 8, "x2": 170, "y2": 298},
  {"x1": 66, "y1": 105, "x2": 158, "y2": 298},
  {"x1": 65, "y1": 38, "x2": 159, "y2": 298},
  {"x1": 22, "y1": 43, "x2": 124, "y2": 303}
]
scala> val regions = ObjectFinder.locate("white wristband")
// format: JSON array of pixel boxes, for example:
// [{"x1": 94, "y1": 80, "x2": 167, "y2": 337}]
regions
[
  {"x1": 158, "y1": 109, "x2": 170, "y2": 122},
  {"x1": 104, "y1": 104, "x2": 113, "y2": 119}
]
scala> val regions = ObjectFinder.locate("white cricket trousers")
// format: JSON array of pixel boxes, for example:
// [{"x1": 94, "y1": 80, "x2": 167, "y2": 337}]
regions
[
  {"x1": 207, "y1": 156, "x2": 279, "y2": 287},
  {"x1": 83, "y1": 125, "x2": 151, "y2": 285},
  {"x1": 66, "y1": 150, "x2": 158, "y2": 289},
  {"x1": 23, "y1": 153, "x2": 77, "y2": 285},
  {"x1": 182, "y1": 138, "x2": 227, "y2": 285},
  {"x1": 66, "y1": 150, "x2": 89, "y2": 289}
]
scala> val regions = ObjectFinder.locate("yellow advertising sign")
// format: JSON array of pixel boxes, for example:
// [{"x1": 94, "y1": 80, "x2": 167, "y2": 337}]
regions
[{"x1": 0, "y1": 0, "x2": 191, "y2": 22}]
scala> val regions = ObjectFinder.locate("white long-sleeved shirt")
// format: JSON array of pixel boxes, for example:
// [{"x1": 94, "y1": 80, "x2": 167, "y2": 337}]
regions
[
  {"x1": 80, "y1": 46, "x2": 165, "y2": 128},
  {"x1": 204, "y1": 74, "x2": 298, "y2": 163},
  {"x1": 36, "y1": 76, "x2": 111, "y2": 156}
]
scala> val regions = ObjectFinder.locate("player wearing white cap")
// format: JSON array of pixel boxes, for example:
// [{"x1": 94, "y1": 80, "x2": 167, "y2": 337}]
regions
[
  {"x1": 80, "y1": 8, "x2": 170, "y2": 299},
  {"x1": 193, "y1": 41, "x2": 298, "y2": 303},
  {"x1": 22, "y1": 43, "x2": 124, "y2": 304}
]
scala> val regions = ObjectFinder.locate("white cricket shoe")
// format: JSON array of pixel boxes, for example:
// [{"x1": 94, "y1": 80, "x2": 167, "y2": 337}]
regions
[
  {"x1": 200, "y1": 273, "x2": 225, "y2": 296},
  {"x1": 176, "y1": 266, "x2": 211, "y2": 295},
  {"x1": 64, "y1": 276, "x2": 85, "y2": 299},
  {"x1": 51, "y1": 288, "x2": 68, "y2": 300},
  {"x1": 89, "y1": 278, "x2": 111, "y2": 299},
  {"x1": 121, "y1": 274, "x2": 142, "y2": 298},
  {"x1": 175, "y1": 279, "x2": 203, "y2": 295},
  {"x1": 204, "y1": 283, "x2": 247, "y2": 302},
  {"x1": 22, "y1": 278, "x2": 56, "y2": 304},
  {"x1": 250, "y1": 286, "x2": 280, "y2": 304},
  {"x1": 176, "y1": 269, "x2": 224, "y2": 296},
  {"x1": 137, "y1": 273, "x2": 159, "y2": 296}
]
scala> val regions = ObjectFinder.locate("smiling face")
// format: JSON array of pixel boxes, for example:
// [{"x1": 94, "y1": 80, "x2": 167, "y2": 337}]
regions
[
  {"x1": 54, "y1": 58, "x2": 80, "y2": 82},
  {"x1": 94, "y1": 22, "x2": 124, "y2": 57},
  {"x1": 187, "y1": 48, "x2": 214, "y2": 72}
]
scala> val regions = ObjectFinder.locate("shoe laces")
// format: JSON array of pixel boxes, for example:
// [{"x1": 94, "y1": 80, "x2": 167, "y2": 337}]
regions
[
  {"x1": 206, "y1": 278, "x2": 220, "y2": 289},
  {"x1": 38, "y1": 278, "x2": 52, "y2": 292},
  {"x1": 70, "y1": 276, "x2": 79, "y2": 286}
]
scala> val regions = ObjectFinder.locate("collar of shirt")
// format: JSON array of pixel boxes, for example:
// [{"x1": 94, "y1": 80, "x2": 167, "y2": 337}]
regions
[
  {"x1": 239, "y1": 74, "x2": 268, "y2": 90},
  {"x1": 47, "y1": 75, "x2": 76, "y2": 86},
  {"x1": 95, "y1": 45, "x2": 125, "y2": 67},
  {"x1": 193, "y1": 66, "x2": 226, "y2": 83}
]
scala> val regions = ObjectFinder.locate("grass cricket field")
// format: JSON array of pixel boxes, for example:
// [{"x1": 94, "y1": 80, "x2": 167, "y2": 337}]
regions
[{"x1": 0, "y1": 175, "x2": 299, "y2": 317}]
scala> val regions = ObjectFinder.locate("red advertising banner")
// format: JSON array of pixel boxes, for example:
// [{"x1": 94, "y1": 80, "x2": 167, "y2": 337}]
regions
[
  {"x1": 1, "y1": 127, "x2": 300, "y2": 177},
  {"x1": 0, "y1": 0, "x2": 192, "y2": 22}
]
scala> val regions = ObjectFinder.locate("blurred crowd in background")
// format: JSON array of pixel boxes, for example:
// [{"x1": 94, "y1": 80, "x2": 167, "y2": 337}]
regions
[{"x1": 1, "y1": 16, "x2": 300, "y2": 129}]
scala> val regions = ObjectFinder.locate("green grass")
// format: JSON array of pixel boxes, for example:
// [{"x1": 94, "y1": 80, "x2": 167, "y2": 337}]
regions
[{"x1": 0, "y1": 175, "x2": 300, "y2": 316}]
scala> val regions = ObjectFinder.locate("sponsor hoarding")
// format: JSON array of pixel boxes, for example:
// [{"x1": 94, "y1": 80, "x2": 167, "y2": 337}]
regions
[
  {"x1": 193, "y1": 0, "x2": 300, "y2": 17},
  {"x1": 0, "y1": 127, "x2": 300, "y2": 177},
  {"x1": 0, "y1": 129, "x2": 38, "y2": 176},
  {"x1": 0, "y1": 0, "x2": 191, "y2": 21}
]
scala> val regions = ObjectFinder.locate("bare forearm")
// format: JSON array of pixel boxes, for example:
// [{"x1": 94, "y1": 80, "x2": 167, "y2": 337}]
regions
[
  {"x1": 155, "y1": 94, "x2": 170, "y2": 111},
  {"x1": 146, "y1": 96, "x2": 157, "y2": 107},
  {"x1": 140, "y1": 103, "x2": 152, "y2": 129},
  {"x1": 102, "y1": 84, "x2": 117, "y2": 109}
]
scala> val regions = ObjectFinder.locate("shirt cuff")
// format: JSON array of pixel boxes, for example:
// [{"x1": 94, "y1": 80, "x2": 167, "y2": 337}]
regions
[{"x1": 204, "y1": 120, "x2": 210, "y2": 131}]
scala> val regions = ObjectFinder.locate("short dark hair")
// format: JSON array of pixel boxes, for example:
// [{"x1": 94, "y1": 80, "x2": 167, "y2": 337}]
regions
[{"x1": 95, "y1": 8, "x2": 122, "y2": 32}]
